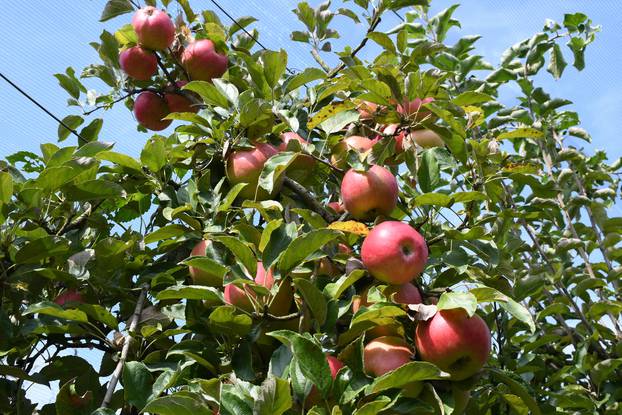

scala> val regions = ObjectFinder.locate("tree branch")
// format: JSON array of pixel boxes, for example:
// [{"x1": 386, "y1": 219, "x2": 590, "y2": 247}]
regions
[
  {"x1": 100, "y1": 283, "x2": 149, "y2": 409},
  {"x1": 283, "y1": 177, "x2": 337, "y2": 223}
]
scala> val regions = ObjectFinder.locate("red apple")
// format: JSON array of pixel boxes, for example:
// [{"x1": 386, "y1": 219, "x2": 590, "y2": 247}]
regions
[
  {"x1": 279, "y1": 132, "x2": 316, "y2": 178},
  {"x1": 330, "y1": 135, "x2": 377, "y2": 168},
  {"x1": 54, "y1": 290, "x2": 84, "y2": 307},
  {"x1": 133, "y1": 91, "x2": 172, "y2": 131},
  {"x1": 188, "y1": 240, "x2": 223, "y2": 286},
  {"x1": 364, "y1": 336, "x2": 412, "y2": 377},
  {"x1": 361, "y1": 221, "x2": 428, "y2": 284},
  {"x1": 385, "y1": 283, "x2": 422, "y2": 305},
  {"x1": 182, "y1": 39, "x2": 228, "y2": 82},
  {"x1": 119, "y1": 46, "x2": 157, "y2": 80},
  {"x1": 165, "y1": 81, "x2": 200, "y2": 113},
  {"x1": 327, "y1": 201, "x2": 344, "y2": 214},
  {"x1": 337, "y1": 243, "x2": 352, "y2": 255},
  {"x1": 226, "y1": 143, "x2": 280, "y2": 200},
  {"x1": 224, "y1": 261, "x2": 274, "y2": 312},
  {"x1": 415, "y1": 309, "x2": 491, "y2": 380},
  {"x1": 397, "y1": 97, "x2": 435, "y2": 121},
  {"x1": 341, "y1": 165, "x2": 398, "y2": 220},
  {"x1": 410, "y1": 129, "x2": 444, "y2": 148},
  {"x1": 132, "y1": 6, "x2": 175, "y2": 51},
  {"x1": 357, "y1": 101, "x2": 379, "y2": 120}
]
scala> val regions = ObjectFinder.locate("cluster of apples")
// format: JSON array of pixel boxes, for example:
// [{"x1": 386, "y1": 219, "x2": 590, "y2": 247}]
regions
[{"x1": 118, "y1": 7, "x2": 228, "y2": 130}]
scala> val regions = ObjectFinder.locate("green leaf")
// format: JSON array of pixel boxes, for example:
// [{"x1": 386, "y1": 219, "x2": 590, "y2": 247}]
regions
[
  {"x1": 418, "y1": 149, "x2": 441, "y2": 193},
  {"x1": 15, "y1": 236, "x2": 70, "y2": 264},
  {"x1": 354, "y1": 396, "x2": 392, "y2": 415},
  {"x1": 24, "y1": 301, "x2": 88, "y2": 323},
  {"x1": 58, "y1": 115, "x2": 85, "y2": 142},
  {"x1": 218, "y1": 183, "x2": 248, "y2": 212},
  {"x1": 318, "y1": 110, "x2": 360, "y2": 135},
  {"x1": 141, "y1": 137, "x2": 167, "y2": 172},
  {"x1": 77, "y1": 304, "x2": 119, "y2": 329},
  {"x1": 367, "y1": 32, "x2": 396, "y2": 54},
  {"x1": 64, "y1": 180, "x2": 126, "y2": 201},
  {"x1": 0, "y1": 365, "x2": 49, "y2": 385},
  {"x1": 0, "y1": 172, "x2": 13, "y2": 204},
  {"x1": 324, "y1": 269, "x2": 366, "y2": 299},
  {"x1": 184, "y1": 81, "x2": 229, "y2": 108},
  {"x1": 279, "y1": 229, "x2": 341, "y2": 274},
  {"x1": 263, "y1": 49, "x2": 288, "y2": 89},
  {"x1": 100, "y1": 0, "x2": 134, "y2": 22},
  {"x1": 157, "y1": 285, "x2": 223, "y2": 302},
  {"x1": 142, "y1": 392, "x2": 214, "y2": 415},
  {"x1": 488, "y1": 368, "x2": 542, "y2": 415},
  {"x1": 258, "y1": 152, "x2": 296, "y2": 194},
  {"x1": 283, "y1": 68, "x2": 326, "y2": 94},
  {"x1": 414, "y1": 192, "x2": 452, "y2": 207},
  {"x1": 293, "y1": 278, "x2": 327, "y2": 325},
  {"x1": 254, "y1": 376, "x2": 293, "y2": 415},
  {"x1": 453, "y1": 91, "x2": 493, "y2": 106},
  {"x1": 79, "y1": 118, "x2": 104, "y2": 142},
  {"x1": 547, "y1": 43, "x2": 567, "y2": 79},
  {"x1": 182, "y1": 258, "x2": 228, "y2": 286},
  {"x1": 470, "y1": 286, "x2": 535, "y2": 332},
  {"x1": 213, "y1": 235, "x2": 257, "y2": 277},
  {"x1": 124, "y1": 361, "x2": 152, "y2": 410},
  {"x1": 144, "y1": 224, "x2": 190, "y2": 244},
  {"x1": 436, "y1": 292, "x2": 477, "y2": 316},
  {"x1": 97, "y1": 151, "x2": 143, "y2": 172},
  {"x1": 293, "y1": 2, "x2": 316, "y2": 31},
  {"x1": 209, "y1": 305, "x2": 253, "y2": 336},
  {"x1": 367, "y1": 361, "x2": 447, "y2": 394},
  {"x1": 268, "y1": 330, "x2": 333, "y2": 397},
  {"x1": 497, "y1": 127, "x2": 544, "y2": 140}
]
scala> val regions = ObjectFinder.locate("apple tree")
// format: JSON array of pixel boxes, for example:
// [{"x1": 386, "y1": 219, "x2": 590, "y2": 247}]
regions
[{"x1": 0, "y1": 0, "x2": 620, "y2": 414}]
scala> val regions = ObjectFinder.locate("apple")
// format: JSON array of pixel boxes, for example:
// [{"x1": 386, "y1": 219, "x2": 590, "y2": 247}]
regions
[
  {"x1": 385, "y1": 283, "x2": 422, "y2": 305},
  {"x1": 188, "y1": 240, "x2": 223, "y2": 286},
  {"x1": 182, "y1": 39, "x2": 228, "y2": 82},
  {"x1": 364, "y1": 336, "x2": 412, "y2": 377},
  {"x1": 327, "y1": 201, "x2": 344, "y2": 214},
  {"x1": 119, "y1": 46, "x2": 157, "y2": 80},
  {"x1": 341, "y1": 165, "x2": 398, "y2": 220},
  {"x1": 132, "y1": 6, "x2": 176, "y2": 51},
  {"x1": 415, "y1": 309, "x2": 491, "y2": 380},
  {"x1": 224, "y1": 261, "x2": 274, "y2": 312},
  {"x1": 279, "y1": 132, "x2": 316, "y2": 179},
  {"x1": 410, "y1": 129, "x2": 444, "y2": 148},
  {"x1": 337, "y1": 243, "x2": 352, "y2": 255},
  {"x1": 357, "y1": 101, "x2": 379, "y2": 120},
  {"x1": 317, "y1": 258, "x2": 339, "y2": 277},
  {"x1": 54, "y1": 290, "x2": 84, "y2": 307},
  {"x1": 165, "y1": 81, "x2": 199, "y2": 114},
  {"x1": 397, "y1": 97, "x2": 435, "y2": 121},
  {"x1": 361, "y1": 221, "x2": 428, "y2": 284},
  {"x1": 226, "y1": 143, "x2": 280, "y2": 200},
  {"x1": 330, "y1": 135, "x2": 377, "y2": 168},
  {"x1": 133, "y1": 91, "x2": 172, "y2": 131},
  {"x1": 306, "y1": 355, "x2": 344, "y2": 407}
]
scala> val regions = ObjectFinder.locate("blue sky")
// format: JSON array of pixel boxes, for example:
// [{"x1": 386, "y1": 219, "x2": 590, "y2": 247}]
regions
[{"x1": 1, "y1": 0, "x2": 620, "y2": 407}]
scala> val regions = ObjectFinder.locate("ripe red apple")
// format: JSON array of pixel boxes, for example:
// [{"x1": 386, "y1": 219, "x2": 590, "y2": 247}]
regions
[
  {"x1": 279, "y1": 132, "x2": 316, "y2": 178},
  {"x1": 410, "y1": 129, "x2": 444, "y2": 148},
  {"x1": 226, "y1": 143, "x2": 280, "y2": 200},
  {"x1": 306, "y1": 355, "x2": 344, "y2": 407},
  {"x1": 364, "y1": 336, "x2": 412, "y2": 377},
  {"x1": 133, "y1": 91, "x2": 172, "y2": 131},
  {"x1": 330, "y1": 135, "x2": 377, "y2": 168},
  {"x1": 397, "y1": 97, "x2": 435, "y2": 121},
  {"x1": 415, "y1": 309, "x2": 491, "y2": 381},
  {"x1": 119, "y1": 46, "x2": 157, "y2": 80},
  {"x1": 182, "y1": 39, "x2": 228, "y2": 82},
  {"x1": 385, "y1": 283, "x2": 422, "y2": 305},
  {"x1": 165, "y1": 81, "x2": 200, "y2": 113},
  {"x1": 224, "y1": 261, "x2": 274, "y2": 312},
  {"x1": 327, "y1": 201, "x2": 344, "y2": 214},
  {"x1": 361, "y1": 221, "x2": 428, "y2": 284},
  {"x1": 357, "y1": 101, "x2": 379, "y2": 120},
  {"x1": 54, "y1": 290, "x2": 84, "y2": 307},
  {"x1": 341, "y1": 165, "x2": 398, "y2": 220},
  {"x1": 132, "y1": 7, "x2": 176, "y2": 51},
  {"x1": 188, "y1": 240, "x2": 223, "y2": 286}
]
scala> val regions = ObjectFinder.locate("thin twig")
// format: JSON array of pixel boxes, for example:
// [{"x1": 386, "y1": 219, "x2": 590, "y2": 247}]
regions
[
  {"x1": 283, "y1": 177, "x2": 337, "y2": 223},
  {"x1": 100, "y1": 283, "x2": 149, "y2": 409}
]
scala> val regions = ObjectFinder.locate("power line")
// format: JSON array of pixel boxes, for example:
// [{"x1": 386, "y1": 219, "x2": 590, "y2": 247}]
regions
[{"x1": 0, "y1": 71, "x2": 84, "y2": 143}]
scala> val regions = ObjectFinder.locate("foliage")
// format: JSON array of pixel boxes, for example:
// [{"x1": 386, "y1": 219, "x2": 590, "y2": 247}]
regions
[{"x1": 0, "y1": 0, "x2": 620, "y2": 414}]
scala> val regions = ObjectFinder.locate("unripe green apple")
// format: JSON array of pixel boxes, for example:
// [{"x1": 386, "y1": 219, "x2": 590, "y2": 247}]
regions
[
  {"x1": 132, "y1": 7, "x2": 175, "y2": 51},
  {"x1": 361, "y1": 221, "x2": 428, "y2": 284},
  {"x1": 415, "y1": 309, "x2": 491, "y2": 381},
  {"x1": 341, "y1": 165, "x2": 398, "y2": 221}
]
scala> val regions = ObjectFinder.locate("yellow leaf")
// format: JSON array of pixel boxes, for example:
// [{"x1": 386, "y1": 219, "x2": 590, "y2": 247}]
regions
[
  {"x1": 463, "y1": 105, "x2": 485, "y2": 128},
  {"x1": 328, "y1": 221, "x2": 369, "y2": 236},
  {"x1": 497, "y1": 128, "x2": 544, "y2": 140},
  {"x1": 307, "y1": 102, "x2": 355, "y2": 130}
]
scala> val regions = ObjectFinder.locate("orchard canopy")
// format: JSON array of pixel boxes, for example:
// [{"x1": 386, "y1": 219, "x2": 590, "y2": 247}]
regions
[{"x1": 1, "y1": 0, "x2": 620, "y2": 414}]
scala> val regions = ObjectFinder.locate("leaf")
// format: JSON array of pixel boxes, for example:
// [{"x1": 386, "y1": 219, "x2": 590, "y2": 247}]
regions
[
  {"x1": 144, "y1": 224, "x2": 190, "y2": 244},
  {"x1": 124, "y1": 361, "x2": 152, "y2": 410},
  {"x1": 0, "y1": 365, "x2": 48, "y2": 385},
  {"x1": 354, "y1": 397, "x2": 392, "y2": 415},
  {"x1": 453, "y1": 91, "x2": 493, "y2": 106},
  {"x1": 24, "y1": 302, "x2": 88, "y2": 323},
  {"x1": 307, "y1": 102, "x2": 355, "y2": 131},
  {"x1": 418, "y1": 149, "x2": 441, "y2": 193},
  {"x1": 77, "y1": 304, "x2": 119, "y2": 329},
  {"x1": 279, "y1": 229, "x2": 341, "y2": 274},
  {"x1": 268, "y1": 330, "x2": 333, "y2": 397},
  {"x1": 157, "y1": 285, "x2": 223, "y2": 302},
  {"x1": 15, "y1": 236, "x2": 70, "y2": 264},
  {"x1": 324, "y1": 269, "x2": 366, "y2": 299},
  {"x1": 209, "y1": 305, "x2": 253, "y2": 336},
  {"x1": 283, "y1": 68, "x2": 326, "y2": 94},
  {"x1": 263, "y1": 49, "x2": 288, "y2": 89},
  {"x1": 258, "y1": 152, "x2": 297, "y2": 194},
  {"x1": 436, "y1": 292, "x2": 477, "y2": 316},
  {"x1": 58, "y1": 115, "x2": 85, "y2": 142},
  {"x1": 183, "y1": 81, "x2": 229, "y2": 108},
  {"x1": 497, "y1": 128, "x2": 544, "y2": 140},
  {"x1": 294, "y1": 278, "x2": 327, "y2": 325},
  {"x1": 470, "y1": 286, "x2": 535, "y2": 332},
  {"x1": 97, "y1": 151, "x2": 143, "y2": 172},
  {"x1": 254, "y1": 376, "x2": 293, "y2": 415},
  {"x1": 63, "y1": 180, "x2": 126, "y2": 201},
  {"x1": 327, "y1": 221, "x2": 369, "y2": 236},
  {"x1": 547, "y1": 43, "x2": 567, "y2": 79},
  {"x1": 366, "y1": 362, "x2": 446, "y2": 394},
  {"x1": 142, "y1": 392, "x2": 214, "y2": 415},
  {"x1": 141, "y1": 137, "x2": 167, "y2": 172},
  {"x1": 79, "y1": 118, "x2": 104, "y2": 142},
  {"x1": 367, "y1": 32, "x2": 396, "y2": 54},
  {"x1": 0, "y1": 172, "x2": 13, "y2": 204},
  {"x1": 414, "y1": 192, "x2": 452, "y2": 207},
  {"x1": 488, "y1": 368, "x2": 542, "y2": 415},
  {"x1": 213, "y1": 235, "x2": 257, "y2": 277},
  {"x1": 100, "y1": 0, "x2": 133, "y2": 22}
]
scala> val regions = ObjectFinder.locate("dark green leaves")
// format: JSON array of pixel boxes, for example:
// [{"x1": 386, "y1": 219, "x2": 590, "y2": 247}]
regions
[
  {"x1": 100, "y1": 0, "x2": 134, "y2": 22},
  {"x1": 262, "y1": 50, "x2": 288, "y2": 89},
  {"x1": 279, "y1": 229, "x2": 341, "y2": 274}
]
